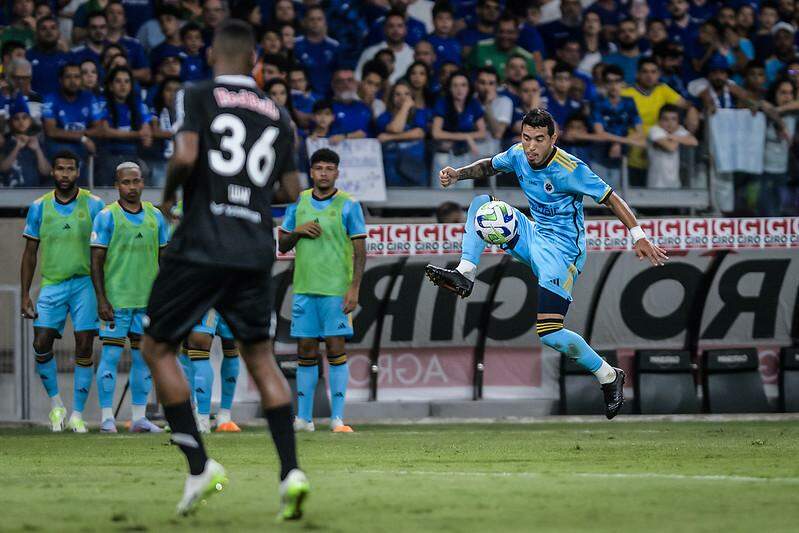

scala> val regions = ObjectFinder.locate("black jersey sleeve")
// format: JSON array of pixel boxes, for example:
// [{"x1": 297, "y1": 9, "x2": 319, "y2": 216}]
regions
[{"x1": 174, "y1": 86, "x2": 201, "y2": 134}]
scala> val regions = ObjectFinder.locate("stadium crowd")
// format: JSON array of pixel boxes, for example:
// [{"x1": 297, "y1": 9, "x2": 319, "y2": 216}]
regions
[{"x1": 0, "y1": 0, "x2": 798, "y2": 215}]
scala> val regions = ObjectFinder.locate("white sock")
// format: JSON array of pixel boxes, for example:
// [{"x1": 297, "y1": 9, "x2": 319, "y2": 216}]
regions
[
  {"x1": 131, "y1": 404, "x2": 146, "y2": 421},
  {"x1": 594, "y1": 360, "x2": 617, "y2": 385},
  {"x1": 51, "y1": 394, "x2": 64, "y2": 409},
  {"x1": 102, "y1": 407, "x2": 114, "y2": 421},
  {"x1": 198, "y1": 414, "x2": 210, "y2": 425},
  {"x1": 216, "y1": 408, "x2": 231, "y2": 424},
  {"x1": 70, "y1": 411, "x2": 83, "y2": 420},
  {"x1": 455, "y1": 259, "x2": 477, "y2": 282}
]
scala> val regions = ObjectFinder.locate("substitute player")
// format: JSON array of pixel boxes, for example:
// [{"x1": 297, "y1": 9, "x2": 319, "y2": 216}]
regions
[
  {"x1": 278, "y1": 148, "x2": 367, "y2": 433},
  {"x1": 181, "y1": 312, "x2": 242, "y2": 433},
  {"x1": 90, "y1": 162, "x2": 168, "y2": 433},
  {"x1": 20, "y1": 151, "x2": 104, "y2": 432},
  {"x1": 425, "y1": 109, "x2": 668, "y2": 419},
  {"x1": 140, "y1": 20, "x2": 308, "y2": 519}
]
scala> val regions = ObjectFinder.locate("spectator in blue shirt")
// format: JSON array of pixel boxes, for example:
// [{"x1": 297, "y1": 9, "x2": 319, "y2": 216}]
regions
[
  {"x1": 308, "y1": 99, "x2": 335, "y2": 140},
  {"x1": 545, "y1": 63, "x2": 583, "y2": 132},
  {"x1": 431, "y1": 70, "x2": 487, "y2": 187},
  {"x1": 153, "y1": 49, "x2": 182, "y2": 86},
  {"x1": 1, "y1": 94, "x2": 51, "y2": 186},
  {"x1": 405, "y1": 60, "x2": 435, "y2": 110},
  {"x1": 538, "y1": 0, "x2": 583, "y2": 56},
  {"x1": 587, "y1": 0, "x2": 624, "y2": 29},
  {"x1": 376, "y1": 79, "x2": 430, "y2": 186},
  {"x1": 603, "y1": 18, "x2": 643, "y2": 84},
  {"x1": 765, "y1": 22, "x2": 798, "y2": 83},
  {"x1": 293, "y1": 5, "x2": 340, "y2": 97},
  {"x1": 655, "y1": 43, "x2": 689, "y2": 97},
  {"x1": 42, "y1": 63, "x2": 102, "y2": 181},
  {"x1": 70, "y1": 11, "x2": 108, "y2": 70},
  {"x1": 288, "y1": 65, "x2": 316, "y2": 132},
  {"x1": 120, "y1": 0, "x2": 155, "y2": 37},
  {"x1": 367, "y1": 0, "x2": 427, "y2": 47},
  {"x1": 101, "y1": 43, "x2": 130, "y2": 75},
  {"x1": 179, "y1": 22, "x2": 209, "y2": 82},
  {"x1": 752, "y1": 3, "x2": 779, "y2": 61},
  {"x1": 427, "y1": 1, "x2": 462, "y2": 70},
  {"x1": 144, "y1": 76, "x2": 181, "y2": 186},
  {"x1": 690, "y1": 0, "x2": 719, "y2": 23},
  {"x1": 105, "y1": 1, "x2": 150, "y2": 84},
  {"x1": 329, "y1": 68, "x2": 373, "y2": 140},
  {"x1": 518, "y1": 4, "x2": 545, "y2": 57},
  {"x1": 148, "y1": 5, "x2": 183, "y2": 76},
  {"x1": 590, "y1": 64, "x2": 644, "y2": 190},
  {"x1": 457, "y1": 0, "x2": 500, "y2": 56},
  {"x1": 666, "y1": 0, "x2": 700, "y2": 47},
  {"x1": 79, "y1": 59, "x2": 101, "y2": 96},
  {"x1": 201, "y1": 0, "x2": 227, "y2": 46},
  {"x1": 27, "y1": 16, "x2": 69, "y2": 97},
  {"x1": 95, "y1": 66, "x2": 153, "y2": 185}
]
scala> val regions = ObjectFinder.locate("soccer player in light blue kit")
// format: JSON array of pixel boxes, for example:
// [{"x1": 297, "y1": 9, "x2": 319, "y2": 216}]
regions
[
  {"x1": 425, "y1": 109, "x2": 668, "y2": 418},
  {"x1": 20, "y1": 151, "x2": 105, "y2": 432}
]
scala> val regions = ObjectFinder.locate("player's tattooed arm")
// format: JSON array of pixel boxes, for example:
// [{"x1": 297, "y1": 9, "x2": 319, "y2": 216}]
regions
[{"x1": 440, "y1": 158, "x2": 497, "y2": 187}]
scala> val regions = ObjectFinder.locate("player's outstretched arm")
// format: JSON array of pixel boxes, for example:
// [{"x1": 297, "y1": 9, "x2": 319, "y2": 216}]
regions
[
  {"x1": 90, "y1": 247, "x2": 115, "y2": 327},
  {"x1": 20, "y1": 238, "x2": 39, "y2": 319},
  {"x1": 439, "y1": 158, "x2": 499, "y2": 187},
  {"x1": 603, "y1": 192, "x2": 668, "y2": 267}
]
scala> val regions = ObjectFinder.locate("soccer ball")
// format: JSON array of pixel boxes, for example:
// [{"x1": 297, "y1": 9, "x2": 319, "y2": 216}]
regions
[{"x1": 474, "y1": 200, "x2": 517, "y2": 245}]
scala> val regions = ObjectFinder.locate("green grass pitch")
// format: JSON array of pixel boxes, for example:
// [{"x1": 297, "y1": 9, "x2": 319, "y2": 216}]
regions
[{"x1": 3, "y1": 421, "x2": 799, "y2": 532}]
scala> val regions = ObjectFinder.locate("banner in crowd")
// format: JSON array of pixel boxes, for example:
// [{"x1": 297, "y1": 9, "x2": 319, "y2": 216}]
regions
[
  {"x1": 305, "y1": 138, "x2": 388, "y2": 202},
  {"x1": 708, "y1": 109, "x2": 767, "y2": 174},
  {"x1": 275, "y1": 217, "x2": 799, "y2": 260}
]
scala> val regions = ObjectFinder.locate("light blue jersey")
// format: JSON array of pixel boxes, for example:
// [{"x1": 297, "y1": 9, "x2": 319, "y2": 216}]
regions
[{"x1": 491, "y1": 145, "x2": 612, "y2": 270}]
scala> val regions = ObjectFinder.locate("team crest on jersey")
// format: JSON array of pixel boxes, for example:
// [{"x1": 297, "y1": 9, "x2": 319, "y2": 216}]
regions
[{"x1": 544, "y1": 180, "x2": 554, "y2": 194}]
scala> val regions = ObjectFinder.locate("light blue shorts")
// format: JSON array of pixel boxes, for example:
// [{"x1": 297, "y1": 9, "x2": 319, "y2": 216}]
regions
[
  {"x1": 34, "y1": 275, "x2": 98, "y2": 335},
  {"x1": 99, "y1": 308, "x2": 146, "y2": 339},
  {"x1": 504, "y1": 208, "x2": 583, "y2": 302},
  {"x1": 290, "y1": 294, "x2": 354, "y2": 339},
  {"x1": 191, "y1": 309, "x2": 234, "y2": 340}
]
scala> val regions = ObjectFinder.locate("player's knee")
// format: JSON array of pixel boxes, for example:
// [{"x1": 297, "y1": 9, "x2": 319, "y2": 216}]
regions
[
  {"x1": 536, "y1": 318, "x2": 564, "y2": 346},
  {"x1": 327, "y1": 353, "x2": 347, "y2": 366},
  {"x1": 32, "y1": 330, "x2": 55, "y2": 355},
  {"x1": 186, "y1": 332, "x2": 212, "y2": 352},
  {"x1": 75, "y1": 355, "x2": 93, "y2": 368}
]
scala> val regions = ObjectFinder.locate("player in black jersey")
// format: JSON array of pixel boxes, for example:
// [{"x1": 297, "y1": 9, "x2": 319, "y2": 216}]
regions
[{"x1": 140, "y1": 20, "x2": 309, "y2": 520}]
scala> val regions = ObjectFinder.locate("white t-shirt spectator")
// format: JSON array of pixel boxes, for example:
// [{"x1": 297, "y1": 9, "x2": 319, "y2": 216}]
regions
[
  {"x1": 647, "y1": 124, "x2": 690, "y2": 188},
  {"x1": 764, "y1": 115, "x2": 797, "y2": 174},
  {"x1": 356, "y1": 42, "x2": 414, "y2": 83}
]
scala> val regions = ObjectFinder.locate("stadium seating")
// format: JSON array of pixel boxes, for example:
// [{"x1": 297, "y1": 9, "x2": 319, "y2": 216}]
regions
[
  {"x1": 701, "y1": 349, "x2": 771, "y2": 413},
  {"x1": 559, "y1": 351, "x2": 630, "y2": 415},
  {"x1": 779, "y1": 347, "x2": 799, "y2": 412},
  {"x1": 634, "y1": 350, "x2": 699, "y2": 414}
]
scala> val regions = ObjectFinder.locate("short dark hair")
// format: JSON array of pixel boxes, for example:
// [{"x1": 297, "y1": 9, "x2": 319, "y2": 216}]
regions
[
  {"x1": 310, "y1": 148, "x2": 340, "y2": 167},
  {"x1": 2, "y1": 40, "x2": 25, "y2": 58},
  {"x1": 362, "y1": 58, "x2": 389, "y2": 81},
  {"x1": 476, "y1": 65, "x2": 499, "y2": 81},
  {"x1": 385, "y1": 9, "x2": 406, "y2": 23},
  {"x1": 552, "y1": 62, "x2": 573, "y2": 77},
  {"x1": 637, "y1": 56, "x2": 659, "y2": 71},
  {"x1": 659, "y1": 103, "x2": 681, "y2": 118},
  {"x1": 87, "y1": 10, "x2": 107, "y2": 23},
  {"x1": 158, "y1": 4, "x2": 183, "y2": 19},
  {"x1": 312, "y1": 99, "x2": 333, "y2": 113},
  {"x1": 435, "y1": 201, "x2": 462, "y2": 223},
  {"x1": 745, "y1": 59, "x2": 766, "y2": 73},
  {"x1": 180, "y1": 21, "x2": 202, "y2": 40},
  {"x1": 58, "y1": 62, "x2": 81, "y2": 78},
  {"x1": 213, "y1": 19, "x2": 256, "y2": 58},
  {"x1": 261, "y1": 53, "x2": 289, "y2": 73},
  {"x1": 498, "y1": 12, "x2": 518, "y2": 26},
  {"x1": 522, "y1": 108, "x2": 556, "y2": 136},
  {"x1": 432, "y1": 1, "x2": 454, "y2": 18},
  {"x1": 52, "y1": 150, "x2": 80, "y2": 168},
  {"x1": 36, "y1": 15, "x2": 58, "y2": 29},
  {"x1": 603, "y1": 64, "x2": 624, "y2": 80}
]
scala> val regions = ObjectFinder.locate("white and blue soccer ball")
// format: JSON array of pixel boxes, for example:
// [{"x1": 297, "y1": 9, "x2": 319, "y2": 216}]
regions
[{"x1": 474, "y1": 200, "x2": 517, "y2": 245}]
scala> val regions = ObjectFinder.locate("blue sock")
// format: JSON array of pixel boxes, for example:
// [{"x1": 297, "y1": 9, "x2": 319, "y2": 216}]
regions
[
  {"x1": 73, "y1": 356, "x2": 93, "y2": 413},
  {"x1": 193, "y1": 357, "x2": 214, "y2": 416},
  {"x1": 539, "y1": 329, "x2": 603, "y2": 373},
  {"x1": 462, "y1": 194, "x2": 492, "y2": 265},
  {"x1": 97, "y1": 343, "x2": 123, "y2": 409},
  {"x1": 34, "y1": 349, "x2": 59, "y2": 398},
  {"x1": 296, "y1": 360, "x2": 319, "y2": 422},
  {"x1": 220, "y1": 355, "x2": 240, "y2": 410},
  {"x1": 129, "y1": 347, "x2": 152, "y2": 409},
  {"x1": 328, "y1": 358, "x2": 349, "y2": 421},
  {"x1": 179, "y1": 350, "x2": 195, "y2": 404}
]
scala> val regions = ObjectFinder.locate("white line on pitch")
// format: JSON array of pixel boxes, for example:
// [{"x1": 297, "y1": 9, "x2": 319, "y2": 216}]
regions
[{"x1": 353, "y1": 469, "x2": 799, "y2": 484}]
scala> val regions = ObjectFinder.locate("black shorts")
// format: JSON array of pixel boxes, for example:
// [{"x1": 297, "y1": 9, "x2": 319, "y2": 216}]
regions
[{"x1": 144, "y1": 257, "x2": 273, "y2": 344}]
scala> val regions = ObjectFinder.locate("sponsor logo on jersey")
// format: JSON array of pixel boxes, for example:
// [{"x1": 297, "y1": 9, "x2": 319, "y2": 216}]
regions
[
  {"x1": 544, "y1": 180, "x2": 554, "y2": 194},
  {"x1": 213, "y1": 87, "x2": 280, "y2": 119},
  {"x1": 209, "y1": 202, "x2": 262, "y2": 224},
  {"x1": 228, "y1": 184, "x2": 251, "y2": 206}
]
